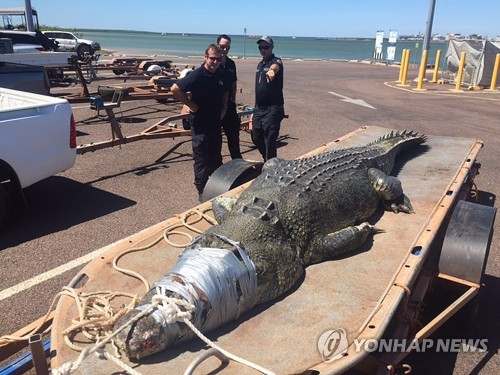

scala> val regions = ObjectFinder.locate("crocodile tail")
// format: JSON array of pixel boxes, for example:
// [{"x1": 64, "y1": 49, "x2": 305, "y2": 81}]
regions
[{"x1": 370, "y1": 129, "x2": 426, "y2": 154}]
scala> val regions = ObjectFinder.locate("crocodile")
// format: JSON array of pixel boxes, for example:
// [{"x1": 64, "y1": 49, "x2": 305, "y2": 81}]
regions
[{"x1": 114, "y1": 130, "x2": 426, "y2": 359}]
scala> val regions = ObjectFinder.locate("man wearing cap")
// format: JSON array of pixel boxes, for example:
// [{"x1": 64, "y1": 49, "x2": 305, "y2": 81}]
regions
[{"x1": 252, "y1": 36, "x2": 285, "y2": 161}]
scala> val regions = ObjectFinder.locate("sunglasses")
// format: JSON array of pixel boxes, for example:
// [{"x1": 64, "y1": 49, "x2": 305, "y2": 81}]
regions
[
  {"x1": 258, "y1": 45, "x2": 271, "y2": 50},
  {"x1": 206, "y1": 56, "x2": 222, "y2": 62},
  {"x1": 219, "y1": 45, "x2": 230, "y2": 50}
]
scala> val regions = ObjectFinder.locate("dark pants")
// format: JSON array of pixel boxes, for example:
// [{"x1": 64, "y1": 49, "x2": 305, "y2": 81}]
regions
[
  {"x1": 221, "y1": 101, "x2": 242, "y2": 159},
  {"x1": 191, "y1": 130, "x2": 223, "y2": 194},
  {"x1": 251, "y1": 105, "x2": 284, "y2": 161}
]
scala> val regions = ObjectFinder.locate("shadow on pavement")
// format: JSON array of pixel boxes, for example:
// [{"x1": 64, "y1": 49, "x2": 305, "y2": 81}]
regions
[
  {"x1": 0, "y1": 176, "x2": 135, "y2": 250},
  {"x1": 84, "y1": 140, "x2": 192, "y2": 185}
]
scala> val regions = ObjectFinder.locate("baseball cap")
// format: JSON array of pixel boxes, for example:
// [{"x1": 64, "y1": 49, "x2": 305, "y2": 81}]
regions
[{"x1": 257, "y1": 36, "x2": 274, "y2": 46}]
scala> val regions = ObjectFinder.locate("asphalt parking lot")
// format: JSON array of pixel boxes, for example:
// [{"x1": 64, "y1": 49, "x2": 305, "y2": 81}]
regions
[{"x1": 0, "y1": 57, "x2": 498, "y2": 374}]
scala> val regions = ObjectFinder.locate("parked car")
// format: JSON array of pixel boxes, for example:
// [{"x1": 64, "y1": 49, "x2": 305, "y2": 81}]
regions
[
  {"x1": 0, "y1": 30, "x2": 58, "y2": 53},
  {"x1": 42, "y1": 31, "x2": 100, "y2": 59}
]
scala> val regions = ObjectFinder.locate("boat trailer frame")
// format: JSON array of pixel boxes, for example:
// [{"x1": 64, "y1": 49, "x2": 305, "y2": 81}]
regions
[{"x1": 76, "y1": 108, "x2": 256, "y2": 155}]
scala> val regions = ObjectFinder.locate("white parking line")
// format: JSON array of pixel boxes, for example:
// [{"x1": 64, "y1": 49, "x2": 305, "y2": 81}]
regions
[{"x1": 0, "y1": 244, "x2": 113, "y2": 302}]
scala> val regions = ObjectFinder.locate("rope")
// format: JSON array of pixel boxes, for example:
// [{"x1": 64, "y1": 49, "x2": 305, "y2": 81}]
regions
[
  {"x1": 9, "y1": 206, "x2": 273, "y2": 374},
  {"x1": 60, "y1": 288, "x2": 138, "y2": 352},
  {"x1": 95, "y1": 349, "x2": 143, "y2": 375},
  {"x1": 49, "y1": 208, "x2": 219, "y2": 373},
  {"x1": 112, "y1": 236, "x2": 164, "y2": 294},
  {"x1": 0, "y1": 289, "x2": 63, "y2": 345},
  {"x1": 51, "y1": 208, "x2": 219, "y2": 373},
  {"x1": 52, "y1": 301, "x2": 160, "y2": 374},
  {"x1": 153, "y1": 291, "x2": 276, "y2": 375},
  {"x1": 163, "y1": 209, "x2": 217, "y2": 248}
]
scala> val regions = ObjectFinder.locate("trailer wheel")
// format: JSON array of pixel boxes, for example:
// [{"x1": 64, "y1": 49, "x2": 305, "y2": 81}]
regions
[
  {"x1": 201, "y1": 159, "x2": 263, "y2": 202},
  {"x1": 76, "y1": 44, "x2": 92, "y2": 59},
  {"x1": 439, "y1": 200, "x2": 496, "y2": 284},
  {"x1": 0, "y1": 183, "x2": 11, "y2": 228},
  {"x1": 112, "y1": 69, "x2": 125, "y2": 76}
]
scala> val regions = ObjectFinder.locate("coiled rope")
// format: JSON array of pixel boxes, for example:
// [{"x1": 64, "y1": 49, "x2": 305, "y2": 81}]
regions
[
  {"x1": 2, "y1": 208, "x2": 273, "y2": 374},
  {"x1": 154, "y1": 289, "x2": 276, "y2": 375}
]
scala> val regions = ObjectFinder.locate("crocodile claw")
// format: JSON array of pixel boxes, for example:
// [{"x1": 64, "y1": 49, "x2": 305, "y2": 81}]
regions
[{"x1": 387, "y1": 195, "x2": 414, "y2": 214}]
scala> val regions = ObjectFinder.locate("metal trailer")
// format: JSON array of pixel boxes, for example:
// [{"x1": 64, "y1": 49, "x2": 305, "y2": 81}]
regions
[
  {"x1": 76, "y1": 106, "x2": 255, "y2": 155},
  {"x1": 53, "y1": 56, "x2": 178, "y2": 103},
  {"x1": 1, "y1": 126, "x2": 495, "y2": 375},
  {"x1": 93, "y1": 57, "x2": 173, "y2": 76}
]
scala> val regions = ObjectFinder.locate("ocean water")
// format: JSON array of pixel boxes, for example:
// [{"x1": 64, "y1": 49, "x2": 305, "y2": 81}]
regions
[{"x1": 79, "y1": 29, "x2": 447, "y2": 64}]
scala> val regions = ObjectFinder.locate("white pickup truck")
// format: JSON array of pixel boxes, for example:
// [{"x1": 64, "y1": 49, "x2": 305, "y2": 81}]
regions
[{"x1": 0, "y1": 88, "x2": 77, "y2": 226}]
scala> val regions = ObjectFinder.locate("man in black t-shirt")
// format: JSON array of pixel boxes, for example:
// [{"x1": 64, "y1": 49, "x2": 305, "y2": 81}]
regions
[
  {"x1": 171, "y1": 44, "x2": 229, "y2": 198},
  {"x1": 252, "y1": 36, "x2": 285, "y2": 161},
  {"x1": 217, "y1": 34, "x2": 242, "y2": 160}
]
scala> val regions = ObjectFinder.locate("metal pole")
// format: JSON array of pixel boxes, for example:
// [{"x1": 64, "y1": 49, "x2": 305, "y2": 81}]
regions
[
  {"x1": 243, "y1": 28, "x2": 247, "y2": 59},
  {"x1": 401, "y1": 49, "x2": 411, "y2": 86},
  {"x1": 416, "y1": 49, "x2": 429, "y2": 90},
  {"x1": 489, "y1": 53, "x2": 500, "y2": 90},
  {"x1": 430, "y1": 49, "x2": 442, "y2": 83},
  {"x1": 422, "y1": 0, "x2": 436, "y2": 54},
  {"x1": 397, "y1": 49, "x2": 407, "y2": 83},
  {"x1": 24, "y1": 0, "x2": 35, "y2": 31},
  {"x1": 454, "y1": 52, "x2": 466, "y2": 91},
  {"x1": 29, "y1": 334, "x2": 50, "y2": 375}
]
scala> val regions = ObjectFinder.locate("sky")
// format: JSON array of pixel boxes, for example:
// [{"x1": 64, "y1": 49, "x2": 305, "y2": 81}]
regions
[{"x1": 2, "y1": 0, "x2": 499, "y2": 39}]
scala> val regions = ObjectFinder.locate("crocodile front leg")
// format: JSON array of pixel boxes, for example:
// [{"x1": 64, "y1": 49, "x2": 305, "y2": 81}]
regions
[
  {"x1": 305, "y1": 222, "x2": 381, "y2": 265},
  {"x1": 368, "y1": 168, "x2": 414, "y2": 213}
]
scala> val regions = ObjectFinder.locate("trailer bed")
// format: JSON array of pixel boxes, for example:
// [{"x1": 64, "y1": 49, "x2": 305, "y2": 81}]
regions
[{"x1": 50, "y1": 126, "x2": 483, "y2": 374}]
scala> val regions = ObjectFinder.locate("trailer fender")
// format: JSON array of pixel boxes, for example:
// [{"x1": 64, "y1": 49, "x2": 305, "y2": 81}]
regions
[
  {"x1": 201, "y1": 159, "x2": 263, "y2": 202},
  {"x1": 438, "y1": 200, "x2": 496, "y2": 284}
]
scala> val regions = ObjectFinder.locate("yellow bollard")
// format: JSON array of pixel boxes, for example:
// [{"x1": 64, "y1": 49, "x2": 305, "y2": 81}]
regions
[
  {"x1": 400, "y1": 49, "x2": 411, "y2": 86},
  {"x1": 454, "y1": 52, "x2": 466, "y2": 91},
  {"x1": 430, "y1": 50, "x2": 442, "y2": 83},
  {"x1": 398, "y1": 49, "x2": 407, "y2": 83},
  {"x1": 416, "y1": 49, "x2": 429, "y2": 90},
  {"x1": 488, "y1": 53, "x2": 500, "y2": 91}
]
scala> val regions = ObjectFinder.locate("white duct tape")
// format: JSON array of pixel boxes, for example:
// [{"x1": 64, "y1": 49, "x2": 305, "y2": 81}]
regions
[{"x1": 147, "y1": 235, "x2": 258, "y2": 335}]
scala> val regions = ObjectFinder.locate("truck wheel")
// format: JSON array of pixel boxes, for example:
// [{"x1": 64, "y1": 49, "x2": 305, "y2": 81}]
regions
[
  {"x1": 113, "y1": 69, "x2": 125, "y2": 76},
  {"x1": 0, "y1": 184, "x2": 11, "y2": 228},
  {"x1": 77, "y1": 44, "x2": 92, "y2": 59}
]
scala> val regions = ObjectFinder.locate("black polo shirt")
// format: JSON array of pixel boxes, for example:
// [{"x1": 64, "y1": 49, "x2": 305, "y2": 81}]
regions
[
  {"x1": 221, "y1": 56, "x2": 237, "y2": 102},
  {"x1": 255, "y1": 54, "x2": 284, "y2": 107},
  {"x1": 176, "y1": 65, "x2": 228, "y2": 128}
]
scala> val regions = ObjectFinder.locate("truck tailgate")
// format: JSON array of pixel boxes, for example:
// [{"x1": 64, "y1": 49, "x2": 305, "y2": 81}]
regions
[{"x1": 0, "y1": 88, "x2": 76, "y2": 188}]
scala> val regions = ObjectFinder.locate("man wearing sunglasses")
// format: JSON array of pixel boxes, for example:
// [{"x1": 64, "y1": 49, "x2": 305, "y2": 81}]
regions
[
  {"x1": 217, "y1": 34, "x2": 242, "y2": 160},
  {"x1": 252, "y1": 36, "x2": 285, "y2": 161},
  {"x1": 171, "y1": 44, "x2": 229, "y2": 199}
]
